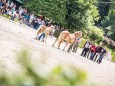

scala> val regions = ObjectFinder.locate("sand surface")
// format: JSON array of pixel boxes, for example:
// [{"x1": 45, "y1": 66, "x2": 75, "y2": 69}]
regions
[{"x1": 0, "y1": 16, "x2": 115, "y2": 86}]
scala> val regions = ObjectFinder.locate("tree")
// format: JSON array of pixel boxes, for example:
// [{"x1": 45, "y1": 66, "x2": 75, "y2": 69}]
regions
[
  {"x1": 95, "y1": 0, "x2": 111, "y2": 26},
  {"x1": 65, "y1": 0, "x2": 99, "y2": 31},
  {"x1": 101, "y1": 6, "x2": 115, "y2": 41},
  {"x1": 24, "y1": 0, "x2": 67, "y2": 26},
  {"x1": 88, "y1": 26, "x2": 104, "y2": 42},
  {"x1": 24, "y1": 0, "x2": 99, "y2": 31}
]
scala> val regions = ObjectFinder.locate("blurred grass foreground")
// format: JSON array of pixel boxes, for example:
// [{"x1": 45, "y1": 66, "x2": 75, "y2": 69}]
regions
[{"x1": 0, "y1": 50, "x2": 98, "y2": 86}]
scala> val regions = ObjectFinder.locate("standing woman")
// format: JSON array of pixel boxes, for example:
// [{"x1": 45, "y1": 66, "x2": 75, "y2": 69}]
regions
[
  {"x1": 89, "y1": 43, "x2": 97, "y2": 60},
  {"x1": 93, "y1": 43, "x2": 103, "y2": 61},
  {"x1": 97, "y1": 46, "x2": 107, "y2": 64}
]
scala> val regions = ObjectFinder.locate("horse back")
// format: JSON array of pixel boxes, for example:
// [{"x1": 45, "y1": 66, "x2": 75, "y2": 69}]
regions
[
  {"x1": 39, "y1": 25, "x2": 46, "y2": 32},
  {"x1": 65, "y1": 34, "x2": 75, "y2": 43},
  {"x1": 58, "y1": 31, "x2": 69, "y2": 41}
]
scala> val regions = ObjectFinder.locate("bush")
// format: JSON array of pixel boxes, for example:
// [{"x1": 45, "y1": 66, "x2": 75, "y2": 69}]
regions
[
  {"x1": 88, "y1": 26, "x2": 104, "y2": 43},
  {"x1": 112, "y1": 51, "x2": 115, "y2": 62},
  {"x1": 103, "y1": 37, "x2": 115, "y2": 49},
  {"x1": 79, "y1": 38, "x2": 87, "y2": 48},
  {"x1": 54, "y1": 30, "x2": 61, "y2": 38},
  {"x1": 2, "y1": 14, "x2": 11, "y2": 19},
  {"x1": 0, "y1": 50, "x2": 99, "y2": 86}
]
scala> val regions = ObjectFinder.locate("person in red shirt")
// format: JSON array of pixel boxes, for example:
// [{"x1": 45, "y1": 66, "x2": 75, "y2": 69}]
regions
[{"x1": 90, "y1": 44, "x2": 97, "y2": 61}]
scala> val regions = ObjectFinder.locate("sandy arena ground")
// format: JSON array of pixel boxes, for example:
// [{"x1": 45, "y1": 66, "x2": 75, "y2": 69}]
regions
[{"x1": 0, "y1": 16, "x2": 115, "y2": 86}]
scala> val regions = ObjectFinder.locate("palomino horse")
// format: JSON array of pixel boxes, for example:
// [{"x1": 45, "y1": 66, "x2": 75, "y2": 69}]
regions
[
  {"x1": 52, "y1": 30, "x2": 82, "y2": 51},
  {"x1": 35, "y1": 25, "x2": 54, "y2": 42}
]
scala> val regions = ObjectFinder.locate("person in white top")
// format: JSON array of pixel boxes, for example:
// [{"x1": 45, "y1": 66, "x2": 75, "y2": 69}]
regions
[
  {"x1": 8, "y1": 9, "x2": 12, "y2": 16},
  {"x1": 10, "y1": 1, "x2": 14, "y2": 8},
  {"x1": 29, "y1": 13, "x2": 34, "y2": 25},
  {"x1": 50, "y1": 25, "x2": 56, "y2": 37},
  {"x1": 73, "y1": 37, "x2": 82, "y2": 53},
  {"x1": 81, "y1": 40, "x2": 91, "y2": 57},
  {"x1": 12, "y1": 10, "x2": 16, "y2": 16},
  {"x1": 67, "y1": 37, "x2": 82, "y2": 53},
  {"x1": 19, "y1": 7, "x2": 23, "y2": 16}
]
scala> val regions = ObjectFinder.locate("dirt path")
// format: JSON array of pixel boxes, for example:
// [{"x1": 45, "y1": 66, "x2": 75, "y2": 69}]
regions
[{"x1": 0, "y1": 16, "x2": 115, "y2": 86}]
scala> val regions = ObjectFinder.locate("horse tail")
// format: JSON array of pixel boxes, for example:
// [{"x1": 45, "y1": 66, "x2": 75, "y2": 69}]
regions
[{"x1": 37, "y1": 25, "x2": 46, "y2": 32}]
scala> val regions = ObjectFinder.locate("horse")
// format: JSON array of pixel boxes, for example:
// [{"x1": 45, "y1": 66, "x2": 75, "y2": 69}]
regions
[
  {"x1": 35, "y1": 25, "x2": 54, "y2": 42},
  {"x1": 52, "y1": 30, "x2": 82, "y2": 51}
]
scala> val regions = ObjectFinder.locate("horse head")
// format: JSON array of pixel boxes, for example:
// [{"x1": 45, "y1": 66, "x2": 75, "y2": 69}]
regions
[{"x1": 74, "y1": 31, "x2": 82, "y2": 38}]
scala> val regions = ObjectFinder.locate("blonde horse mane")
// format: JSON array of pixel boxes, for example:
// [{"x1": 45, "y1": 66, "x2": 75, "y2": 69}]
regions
[{"x1": 74, "y1": 31, "x2": 82, "y2": 38}]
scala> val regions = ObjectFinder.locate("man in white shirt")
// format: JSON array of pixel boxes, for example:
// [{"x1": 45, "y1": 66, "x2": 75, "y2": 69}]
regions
[
  {"x1": 10, "y1": 1, "x2": 14, "y2": 8},
  {"x1": 67, "y1": 37, "x2": 82, "y2": 53},
  {"x1": 81, "y1": 40, "x2": 91, "y2": 57},
  {"x1": 73, "y1": 37, "x2": 82, "y2": 53},
  {"x1": 29, "y1": 13, "x2": 34, "y2": 26},
  {"x1": 19, "y1": 8, "x2": 23, "y2": 16}
]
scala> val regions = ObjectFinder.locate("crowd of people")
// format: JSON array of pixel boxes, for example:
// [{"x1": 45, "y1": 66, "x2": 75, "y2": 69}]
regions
[
  {"x1": 0, "y1": 0, "x2": 111, "y2": 64},
  {"x1": 81, "y1": 41, "x2": 108, "y2": 64},
  {"x1": 0, "y1": 0, "x2": 54, "y2": 30},
  {"x1": 66, "y1": 37, "x2": 108, "y2": 64},
  {"x1": 0, "y1": 0, "x2": 57, "y2": 41}
]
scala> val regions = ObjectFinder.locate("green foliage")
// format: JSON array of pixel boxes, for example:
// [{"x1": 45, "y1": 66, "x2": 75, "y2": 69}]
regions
[
  {"x1": 54, "y1": 29, "x2": 61, "y2": 38},
  {"x1": 112, "y1": 51, "x2": 115, "y2": 62},
  {"x1": 0, "y1": 50, "x2": 98, "y2": 86},
  {"x1": 88, "y1": 26, "x2": 104, "y2": 42},
  {"x1": 2, "y1": 14, "x2": 11, "y2": 19},
  {"x1": 79, "y1": 38, "x2": 87, "y2": 48},
  {"x1": 24, "y1": 0, "x2": 99, "y2": 31},
  {"x1": 65, "y1": 0, "x2": 99, "y2": 30},
  {"x1": 101, "y1": 9, "x2": 115, "y2": 41},
  {"x1": 110, "y1": 32, "x2": 115, "y2": 41},
  {"x1": 95, "y1": 0, "x2": 111, "y2": 25},
  {"x1": 24, "y1": 0, "x2": 67, "y2": 25},
  {"x1": 107, "y1": 47, "x2": 115, "y2": 62}
]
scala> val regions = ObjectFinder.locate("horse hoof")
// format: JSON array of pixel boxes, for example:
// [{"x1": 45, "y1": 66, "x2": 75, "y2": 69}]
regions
[
  {"x1": 35, "y1": 38, "x2": 38, "y2": 40},
  {"x1": 67, "y1": 51, "x2": 69, "y2": 52}
]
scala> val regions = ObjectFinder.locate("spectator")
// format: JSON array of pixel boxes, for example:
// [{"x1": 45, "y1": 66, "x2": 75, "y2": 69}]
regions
[
  {"x1": 81, "y1": 40, "x2": 91, "y2": 57},
  {"x1": 28, "y1": 13, "x2": 34, "y2": 26},
  {"x1": 50, "y1": 24, "x2": 56, "y2": 37},
  {"x1": 33, "y1": 16, "x2": 38, "y2": 29},
  {"x1": 19, "y1": 6, "x2": 23, "y2": 16},
  {"x1": 97, "y1": 46, "x2": 107, "y2": 64},
  {"x1": 8, "y1": 8, "x2": 12, "y2": 16},
  {"x1": 89, "y1": 43, "x2": 97, "y2": 60},
  {"x1": 93, "y1": 43, "x2": 103, "y2": 61},
  {"x1": 15, "y1": 10, "x2": 20, "y2": 20},
  {"x1": 67, "y1": 37, "x2": 82, "y2": 53},
  {"x1": 2, "y1": 0, "x2": 5, "y2": 7},
  {"x1": 73, "y1": 37, "x2": 82, "y2": 53},
  {"x1": 11, "y1": 9, "x2": 16, "y2": 21},
  {"x1": 11, "y1": 4, "x2": 16, "y2": 14},
  {"x1": 38, "y1": 23, "x2": 53, "y2": 42},
  {"x1": 9, "y1": 1, "x2": 14, "y2": 8},
  {"x1": 0, "y1": 1, "x2": 3, "y2": 8}
]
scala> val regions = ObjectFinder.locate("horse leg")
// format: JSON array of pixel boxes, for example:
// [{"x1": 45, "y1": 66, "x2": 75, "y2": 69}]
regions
[
  {"x1": 35, "y1": 30, "x2": 41, "y2": 40},
  {"x1": 72, "y1": 43, "x2": 77, "y2": 52},
  {"x1": 63, "y1": 42, "x2": 68, "y2": 51},
  {"x1": 52, "y1": 38, "x2": 58, "y2": 47},
  {"x1": 58, "y1": 40, "x2": 62, "y2": 49},
  {"x1": 67, "y1": 42, "x2": 74, "y2": 52},
  {"x1": 44, "y1": 33, "x2": 47, "y2": 43}
]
